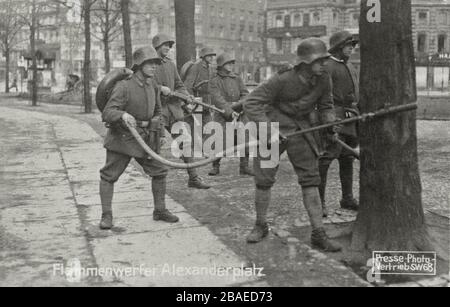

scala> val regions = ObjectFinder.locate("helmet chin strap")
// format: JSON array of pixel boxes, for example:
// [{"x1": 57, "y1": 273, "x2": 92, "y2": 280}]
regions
[
  {"x1": 335, "y1": 50, "x2": 350, "y2": 63},
  {"x1": 134, "y1": 68, "x2": 151, "y2": 80}
]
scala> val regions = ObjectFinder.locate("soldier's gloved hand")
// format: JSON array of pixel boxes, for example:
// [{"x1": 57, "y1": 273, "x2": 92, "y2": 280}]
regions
[
  {"x1": 331, "y1": 123, "x2": 342, "y2": 134},
  {"x1": 187, "y1": 95, "x2": 196, "y2": 104},
  {"x1": 122, "y1": 113, "x2": 136, "y2": 128},
  {"x1": 327, "y1": 133, "x2": 339, "y2": 143},
  {"x1": 231, "y1": 101, "x2": 243, "y2": 113},
  {"x1": 161, "y1": 86, "x2": 172, "y2": 96}
]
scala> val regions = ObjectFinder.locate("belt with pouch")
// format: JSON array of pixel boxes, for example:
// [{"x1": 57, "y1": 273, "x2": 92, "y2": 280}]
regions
[{"x1": 136, "y1": 120, "x2": 150, "y2": 128}]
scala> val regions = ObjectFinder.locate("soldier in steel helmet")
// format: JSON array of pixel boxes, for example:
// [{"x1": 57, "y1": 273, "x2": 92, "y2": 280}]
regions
[
  {"x1": 242, "y1": 38, "x2": 342, "y2": 252},
  {"x1": 319, "y1": 31, "x2": 360, "y2": 217},
  {"x1": 99, "y1": 46, "x2": 180, "y2": 230},
  {"x1": 207, "y1": 52, "x2": 254, "y2": 177},
  {"x1": 152, "y1": 33, "x2": 211, "y2": 190},
  {"x1": 182, "y1": 46, "x2": 216, "y2": 162},
  {"x1": 183, "y1": 46, "x2": 216, "y2": 106}
]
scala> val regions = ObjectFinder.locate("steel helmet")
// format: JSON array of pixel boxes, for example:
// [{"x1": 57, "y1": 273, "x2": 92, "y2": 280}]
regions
[
  {"x1": 199, "y1": 47, "x2": 216, "y2": 58},
  {"x1": 152, "y1": 33, "x2": 175, "y2": 50},
  {"x1": 297, "y1": 38, "x2": 331, "y2": 65},
  {"x1": 131, "y1": 46, "x2": 161, "y2": 71},
  {"x1": 216, "y1": 53, "x2": 236, "y2": 67},
  {"x1": 329, "y1": 31, "x2": 358, "y2": 53}
]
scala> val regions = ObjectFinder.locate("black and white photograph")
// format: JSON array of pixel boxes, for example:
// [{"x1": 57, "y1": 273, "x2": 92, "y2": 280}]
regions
[{"x1": 0, "y1": 0, "x2": 449, "y2": 291}]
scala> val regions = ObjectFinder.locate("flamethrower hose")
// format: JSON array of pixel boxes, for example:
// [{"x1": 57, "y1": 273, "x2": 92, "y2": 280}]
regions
[
  {"x1": 125, "y1": 103, "x2": 416, "y2": 169},
  {"x1": 335, "y1": 138, "x2": 360, "y2": 160},
  {"x1": 284, "y1": 103, "x2": 418, "y2": 139},
  {"x1": 125, "y1": 121, "x2": 259, "y2": 169}
]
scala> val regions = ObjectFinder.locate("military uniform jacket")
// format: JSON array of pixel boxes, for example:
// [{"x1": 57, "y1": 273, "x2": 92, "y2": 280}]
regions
[
  {"x1": 102, "y1": 73, "x2": 162, "y2": 158},
  {"x1": 210, "y1": 69, "x2": 249, "y2": 125},
  {"x1": 243, "y1": 67, "x2": 336, "y2": 155},
  {"x1": 325, "y1": 57, "x2": 359, "y2": 137},
  {"x1": 184, "y1": 60, "x2": 214, "y2": 104},
  {"x1": 154, "y1": 56, "x2": 190, "y2": 123}
]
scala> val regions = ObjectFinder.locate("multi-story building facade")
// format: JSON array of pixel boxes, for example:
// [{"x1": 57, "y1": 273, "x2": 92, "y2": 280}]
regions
[
  {"x1": 147, "y1": 0, "x2": 266, "y2": 82},
  {"x1": 263, "y1": 0, "x2": 450, "y2": 89},
  {"x1": 263, "y1": 0, "x2": 360, "y2": 77},
  {"x1": 412, "y1": 0, "x2": 450, "y2": 90}
]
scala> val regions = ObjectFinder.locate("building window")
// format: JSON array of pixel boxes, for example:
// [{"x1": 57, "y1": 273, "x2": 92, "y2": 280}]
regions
[
  {"x1": 311, "y1": 11, "x2": 322, "y2": 25},
  {"x1": 293, "y1": 13, "x2": 302, "y2": 27},
  {"x1": 240, "y1": 10, "x2": 245, "y2": 21},
  {"x1": 438, "y1": 34, "x2": 447, "y2": 53},
  {"x1": 275, "y1": 38, "x2": 283, "y2": 53},
  {"x1": 438, "y1": 11, "x2": 448, "y2": 25},
  {"x1": 417, "y1": 33, "x2": 427, "y2": 52},
  {"x1": 284, "y1": 15, "x2": 291, "y2": 28},
  {"x1": 240, "y1": 21, "x2": 246, "y2": 32},
  {"x1": 268, "y1": 38, "x2": 284, "y2": 54},
  {"x1": 333, "y1": 11, "x2": 339, "y2": 26},
  {"x1": 284, "y1": 38, "x2": 292, "y2": 54},
  {"x1": 249, "y1": 24, "x2": 255, "y2": 33},
  {"x1": 303, "y1": 13, "x2": 310, "y2": 26},
  {"x1": 275, "y1": 15, "x2": 283, "y2": 28},
  {"x1": 417, "y1": 11, "x2": 429, "y2": 25}
]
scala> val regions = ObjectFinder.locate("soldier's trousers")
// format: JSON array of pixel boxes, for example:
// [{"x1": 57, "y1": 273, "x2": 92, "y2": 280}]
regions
[
  {"x1": 100, "y1": 150, "x2": 168, "y2": 184},
  {"x1": 254, "y1": 134, "x2": 321, "y2": 189}
]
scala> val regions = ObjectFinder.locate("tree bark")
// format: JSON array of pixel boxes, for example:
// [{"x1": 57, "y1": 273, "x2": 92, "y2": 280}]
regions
[
  {"x1": 121, "y1": 0, "x2": 132, "y2": 68},
  {"x1": 5, "y1": 45, "x2": 10, "y2": 93},
  {"x1": 104, "y1": 36, "x2": 110, "y2": 73},
  {"x1": 351, "y1": 0, "x2": 431, "y2": 254},
  {"x1": 83, "y1": 0, "x2": 92, "y2": 113},
  {"x1": 30, "y1": 0, "x2": 38, "y2": 106},
  {"x1": 103, "y1": 0, "x2": 111, "y2": 73},
  {"x1": 174, "y1": 0, "x2": 196, "y2": 71}
]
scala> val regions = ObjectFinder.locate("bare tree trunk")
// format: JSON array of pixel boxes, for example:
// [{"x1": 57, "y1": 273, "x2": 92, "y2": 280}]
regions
[
  {"x1": 5, "y1": 46, "x2": 10, "y2": 93},
  {"x1": 104, "y1": 36, "x2": 110, "y2": 73},
  {"x1": 103, "y1": 0, "x2": 111, "y2": 73},
  {"x1": 83, "y1": 0, "x2": 92, "y2": 113},
  {"x1": 30, "y1": 0, "x2": 38, "y2": 106},
  {"x1": 121, "y1": 0, "x2": 132, "y2": 68},
  {"x1": 351, "y1": 0, "x2": 431, "y2": 255},
  {"x1": 174, "y1": 0, "x2": 196, "y2": 71}
]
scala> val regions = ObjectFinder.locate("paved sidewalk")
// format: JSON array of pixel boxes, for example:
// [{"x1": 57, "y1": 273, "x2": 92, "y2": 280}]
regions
[{"x1": 0, "y1": 106, "x2": 260, "y2": 287}]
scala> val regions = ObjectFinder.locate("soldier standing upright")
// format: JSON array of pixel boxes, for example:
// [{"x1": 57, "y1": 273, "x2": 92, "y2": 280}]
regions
[
  {"x1": 99, "y1": 47, "x2": 179, "y2": 230},
  {"x1": 319, "y1": 31, "x2": 360, "y2": 217},
  {"x1": 208, "y1": 52, "x2": 254, "y2": 176},
  {"x1": 183, "y1": 46, "x2": 216, "y2": 113},
  {"x1": 243, "y1": 38, "x2": 341, "y2": 252},
  {"x1": 182, "y1": 46, "x2": 216, "y2": 158},
  {"x1": 152, "y1": 33, "x2": 211, "y2": 190}
]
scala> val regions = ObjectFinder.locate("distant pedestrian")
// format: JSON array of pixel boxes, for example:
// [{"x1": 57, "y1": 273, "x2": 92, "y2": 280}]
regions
[{"x1": 9, "y1": 78, "x2": 18, "y2": 92}]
